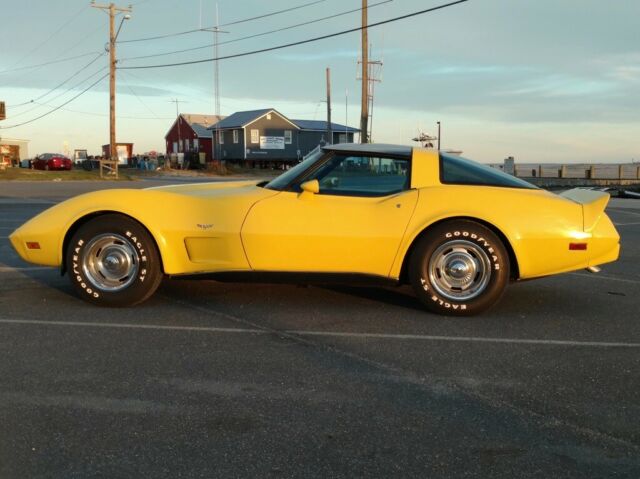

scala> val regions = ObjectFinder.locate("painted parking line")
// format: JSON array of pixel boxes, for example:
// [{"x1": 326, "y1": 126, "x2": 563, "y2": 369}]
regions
[
  {"x1": 0, "y1": 318, "x2": 638, "y2": 348},
  {"x1": 0, "y1": 319, "x2": 267, "y2": 335},
  {"x1": 289, "y1": 330, "x2": 640, "y2": 348},
  {"x1": 0, "y1": 199, "x2": 56, "y2": 205},
  {"x1": 0, "y1": 266, "x2": 55, "y2": 273},
  {"x1": 569, "y1": 272, "x2": 640, "y2": 285},
  {"x1": 608, "y1": 208, "x2": 640, "y2": 217}
]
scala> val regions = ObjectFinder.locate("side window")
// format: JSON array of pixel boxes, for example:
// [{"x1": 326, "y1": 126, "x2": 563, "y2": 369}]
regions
[
  {"x1": 302, "y1": 155, "x2": 409, "y2": 197},
  {"x1": 284, "y1": 130, "x2": 292, "y2": 144},
  {"x1": 233, "y1": 130, "x2": 239, "y2": 143},
  {"x1": 440, "y1": 153, "x2": 537, "y2": 189},
  {"x1": 250, "y1": 129, "x2": 259, "y2": 143}
]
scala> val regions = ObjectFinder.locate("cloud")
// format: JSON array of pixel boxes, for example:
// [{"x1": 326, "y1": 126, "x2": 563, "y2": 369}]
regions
[
  {"x1": 495, "y1": 74, "x2": 617, "y2": 98},
  {"x1": 423, "y1": 64, "x2": 530, "y2": 76},
  {"x1": 277, "y1": 49, "x2": 359, "y2": 62},
  {"x1": 119, "y1": 83, "x2": 177, "y2": 97}
]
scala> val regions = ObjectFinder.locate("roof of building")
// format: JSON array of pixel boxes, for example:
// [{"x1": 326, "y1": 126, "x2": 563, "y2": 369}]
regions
[
  {"x1": 291, "y1": 119, "x2": 359, "y2": 133},
  {"x1": 181, "y1": 114, "x2": 226, "y2": 138},
  {"x1": 211, "y1": 109, "x2": 282, "y2": 130},
  {"x1": 322, "y1": 143, "x2": 413, "y2": 159}
]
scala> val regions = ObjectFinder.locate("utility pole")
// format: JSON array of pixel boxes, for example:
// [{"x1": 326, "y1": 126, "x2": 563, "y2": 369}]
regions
[
  {"x1": 201, "y1": 4, "x2": 228, "y2": 165},
  {"x1": 359, "y1": 0, "x2": 369, "y2": 144},
  {"x1": 213, "y1": 4, "x2": 222, "y2": 164},
  {"x1": 357, "y1": 1, "x2": 382, "y2": 144},
  {"x1": 91, "y1": 1, "x2": 131, "y2": 176},
  {"x1": 326, "y1": 67, "x2": 332, "y2": 145},
  {"x1": 345, "y1": 88, "x2": 348, "y2": 142}
]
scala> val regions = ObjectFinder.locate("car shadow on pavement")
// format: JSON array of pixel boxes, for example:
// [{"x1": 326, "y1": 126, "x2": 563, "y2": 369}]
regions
[{"x1": 317, "y1": 284, "x2": 427, "y2": 312}]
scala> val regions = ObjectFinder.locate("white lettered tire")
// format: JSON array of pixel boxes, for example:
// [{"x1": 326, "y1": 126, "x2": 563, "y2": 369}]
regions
[
  {"x1": 66, "y1": 214, "x2": 163, "y2": 307},
  {"x1": 409, "y1": 220, "x2": 510, "y2": 316}
]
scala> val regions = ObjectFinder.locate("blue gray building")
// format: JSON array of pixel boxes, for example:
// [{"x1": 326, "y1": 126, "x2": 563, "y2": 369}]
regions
[{"x1": 209, "y1": 108, "x2": 359, "y2": 167}]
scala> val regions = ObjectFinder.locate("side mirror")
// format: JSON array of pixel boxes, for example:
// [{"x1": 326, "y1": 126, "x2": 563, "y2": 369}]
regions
[{"x1": 300, "y1": 179, "x2": 319, "y2": 194}]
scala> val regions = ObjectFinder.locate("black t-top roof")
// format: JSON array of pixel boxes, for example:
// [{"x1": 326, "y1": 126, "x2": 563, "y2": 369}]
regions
[{"x1": 322, "y1": 143, "x2": 413, "y2": 159}]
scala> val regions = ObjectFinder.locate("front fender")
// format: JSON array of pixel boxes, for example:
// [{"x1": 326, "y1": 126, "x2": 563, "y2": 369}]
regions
[{"x1": 10, "y1": 185, "x2": 277, "y2": 274}]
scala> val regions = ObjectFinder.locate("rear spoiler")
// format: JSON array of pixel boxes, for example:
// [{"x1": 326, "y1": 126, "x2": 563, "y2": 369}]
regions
[{"x1": 560, "y1": 188, "x2": 611, "y2": 231}]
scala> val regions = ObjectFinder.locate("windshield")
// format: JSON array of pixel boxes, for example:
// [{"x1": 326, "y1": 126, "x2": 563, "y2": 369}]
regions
[{"x1": 264, "y1": 149, "x2": 325, "y2": 191}]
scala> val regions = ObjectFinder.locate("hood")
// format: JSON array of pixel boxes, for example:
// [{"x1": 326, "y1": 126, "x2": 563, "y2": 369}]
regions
[{"x1": 146, "y1": 179, "x2": 263, "y2": 198}]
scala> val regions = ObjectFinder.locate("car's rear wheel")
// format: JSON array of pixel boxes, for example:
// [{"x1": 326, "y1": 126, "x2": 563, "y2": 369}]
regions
[
  {"x1": 409, "y1": 220, "x2": 509, "y2": 316},
  {"x1": 66, "y1": 214, "x2": 163, "y2": 307}
]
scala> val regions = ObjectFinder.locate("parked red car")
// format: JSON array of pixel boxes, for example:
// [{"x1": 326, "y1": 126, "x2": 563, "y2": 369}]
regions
[{"x1": 32, "y1": 153, "x2": 72, "y2": 171}]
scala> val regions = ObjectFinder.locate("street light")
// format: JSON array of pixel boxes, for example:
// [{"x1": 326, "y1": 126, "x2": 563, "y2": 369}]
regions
[{"x1": 115, "y1": 14, "x2": 131, "y2": 40}]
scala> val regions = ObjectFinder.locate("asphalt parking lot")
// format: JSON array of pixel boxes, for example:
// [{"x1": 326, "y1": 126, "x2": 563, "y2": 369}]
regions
[{"x1": 0, "y1": 180, "x2": 639, "y2": 478}]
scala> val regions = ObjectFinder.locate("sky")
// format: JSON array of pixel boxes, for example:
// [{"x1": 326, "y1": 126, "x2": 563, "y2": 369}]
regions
[{"x1": 0, "y1": 0, "x2": 639, "y2": 164}]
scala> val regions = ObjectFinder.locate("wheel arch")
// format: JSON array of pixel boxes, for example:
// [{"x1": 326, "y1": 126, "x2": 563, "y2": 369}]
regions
[
  {"x1": 61, "y1": 211, "x2": 165, "y2": 275},
  {"x1": 398, "y1": 216, "x2": 520, "y2": 283}
]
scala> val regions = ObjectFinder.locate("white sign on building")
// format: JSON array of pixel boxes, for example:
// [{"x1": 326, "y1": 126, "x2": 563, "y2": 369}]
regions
[{"x1": 259, "y1": 136, "x2": 285, "y2": 150}]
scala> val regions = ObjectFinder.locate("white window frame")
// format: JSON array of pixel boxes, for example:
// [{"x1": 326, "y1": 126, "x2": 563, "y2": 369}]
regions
[
  {"x1": 193, "y1": 138, "x2": 199, "y2": 150},
  {"x1": 284, "y1": 130, "x2": 292, "y2": 144},
  {"x1": 251, "y1": 129, "x2": 259, "y2": 144},
  {"x1": 233, "y1": 130, "x2": 239, "y2": 144},
  {"x1": 219, "y1": 130, "x2": 224, "y2": 144}
]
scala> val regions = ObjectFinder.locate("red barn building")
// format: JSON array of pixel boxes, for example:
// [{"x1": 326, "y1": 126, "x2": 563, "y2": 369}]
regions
[{"x1": 164, "y1": 114, "x2": 225, "y2": 163}]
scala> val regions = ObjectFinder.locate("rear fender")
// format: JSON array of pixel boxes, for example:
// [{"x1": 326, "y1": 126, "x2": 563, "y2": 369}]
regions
[{"x1": 560, "y1": 188, "x2": 620, "y2": 268}]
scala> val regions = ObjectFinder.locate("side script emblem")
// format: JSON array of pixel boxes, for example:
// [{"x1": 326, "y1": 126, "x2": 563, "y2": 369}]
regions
[{"x1": 197, "y1": 224, "x2": 214, "y2": 230}]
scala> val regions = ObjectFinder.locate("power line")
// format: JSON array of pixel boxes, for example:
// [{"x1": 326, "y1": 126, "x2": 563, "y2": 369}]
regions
[
  {"x1": 7, "y1": 5, "x2": 90, "y2": 71},
  {"x1": 120, "y1": 0, "x2": 393, "y2": 63},
  {"x1": 119, "y1": 0, "x2": 469, "y2": 70},
  {"x1": 8, "y1": 66, "x2": 109, "y2": 119},
  {"x1": 32, "y1": 101, "x2": 173, "y2": 120},
  {"x1": 117, "y1": 0, "x2": 326, "y2": 43},
  {"x1": 0, "y1": 51, "x2": 102, "y2": 76},
  {"x1": 220, "y1": 0, "x2": 326, "y2": 27},
  {"x1": 7, "y1": 53, "x2": 106, "y2": 108},
  {"x1": 119, "y1": 70, "x2": 163, "y2": 119},
  {"x1": 0, "y1": 74, "x2": 109, "y2": 130}
]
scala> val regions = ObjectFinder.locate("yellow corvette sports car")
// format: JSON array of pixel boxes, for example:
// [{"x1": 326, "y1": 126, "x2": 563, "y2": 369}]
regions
[{"x1": 10, "y1": 144, "x2": 619, "y2": 316}]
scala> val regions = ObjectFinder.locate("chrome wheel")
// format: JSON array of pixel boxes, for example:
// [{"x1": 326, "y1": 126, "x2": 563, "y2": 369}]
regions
[
  {"x1": 82, "y1": 233, "x2": 139, "y2": 292},
  {"x1": 428, "y1": 239, "x2": 492, "y2": 301}
]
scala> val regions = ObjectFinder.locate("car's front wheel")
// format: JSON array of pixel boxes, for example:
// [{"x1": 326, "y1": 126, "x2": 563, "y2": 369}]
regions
[
  {"x1": 409, "y1": 220, "x2": 510, "y2": 316},
  {"x1": 66, "y1": 214, "x2": 163, "y2": 307}
]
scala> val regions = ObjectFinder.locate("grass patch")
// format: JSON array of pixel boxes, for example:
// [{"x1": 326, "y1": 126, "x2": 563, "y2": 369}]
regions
[{"x1": 0, "y1": 168, "x2": 136, "y2": 181}]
